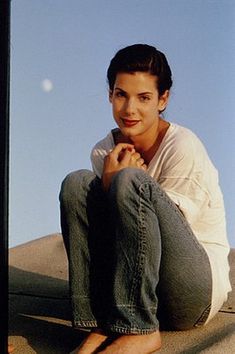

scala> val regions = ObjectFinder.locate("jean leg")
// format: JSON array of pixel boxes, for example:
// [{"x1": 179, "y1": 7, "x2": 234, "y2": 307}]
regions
[
  {"x1": 59, "y1": 169, "x2": 110, "y2": 328},
  {"x1": 151, "y1": 186, "x2": 212, "y2": 330},
  {"x1": 104, "y1": 168, "x2": 212, "y2": 333},
  {"x1": 104, "y1": 169, "x2": 161, "y2": 334}
]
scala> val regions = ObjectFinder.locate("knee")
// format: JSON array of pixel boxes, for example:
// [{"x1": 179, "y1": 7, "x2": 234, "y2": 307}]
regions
[
  {"x1": 109, "y1": 167, "x2": 147, "y2": 201},
  {"x1": 59, "y1": 169, "x2": 94, "y2": 204}
]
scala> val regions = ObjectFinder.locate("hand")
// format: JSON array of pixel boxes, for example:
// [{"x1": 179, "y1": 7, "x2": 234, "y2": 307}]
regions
[{"x1": 102, "y1": 143, "x2": 147, "y2": 191}]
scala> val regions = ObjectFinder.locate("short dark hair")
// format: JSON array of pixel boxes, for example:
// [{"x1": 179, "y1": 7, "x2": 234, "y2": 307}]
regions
[{"x1": 107, "y1": 44, "x2": 173, "y2": 96}]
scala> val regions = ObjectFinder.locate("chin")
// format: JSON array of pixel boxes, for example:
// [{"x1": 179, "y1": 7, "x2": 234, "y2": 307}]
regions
[{"x1": 121, "y1": 129, "x2": 135, "y2": 138}]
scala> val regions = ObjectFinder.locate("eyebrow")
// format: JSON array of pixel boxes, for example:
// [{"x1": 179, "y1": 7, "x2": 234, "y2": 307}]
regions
[{"x1": 114, "y1": 87, "x2": 153, "y2": 95}]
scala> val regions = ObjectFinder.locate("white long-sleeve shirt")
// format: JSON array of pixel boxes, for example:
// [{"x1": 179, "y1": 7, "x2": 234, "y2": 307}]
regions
[{"x1": 90, "y1": 122, "x2": 231, "y2": 323}]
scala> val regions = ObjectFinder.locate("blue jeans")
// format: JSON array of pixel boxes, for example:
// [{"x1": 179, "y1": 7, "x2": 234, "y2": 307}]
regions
[{"x1": 59, "y1": 168, "x2": 212, "y2": 334}]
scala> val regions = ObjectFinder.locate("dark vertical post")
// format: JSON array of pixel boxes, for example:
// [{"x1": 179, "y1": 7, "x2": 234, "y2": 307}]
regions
[{"x1": 0, "y1": 1, "x2": 11, "y2": 353}]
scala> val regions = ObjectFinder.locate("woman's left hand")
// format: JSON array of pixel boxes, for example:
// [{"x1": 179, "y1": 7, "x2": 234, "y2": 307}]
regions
[{"x1": 102, "y1": 144, "x2": 146, "y2": 191}]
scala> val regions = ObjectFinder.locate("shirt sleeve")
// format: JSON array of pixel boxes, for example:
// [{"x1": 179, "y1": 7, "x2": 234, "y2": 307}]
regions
[
  {"x1": 163, "y1": 184, "x2": 209, "y2": 226},
  {"x1": 90, "y1": 146, "x2": 105, "y2": 178},
  {"x1": 158, "y1": 137, "x2": 210, "y2": 226},
  {"x1": 90, "y1": 132, "x2": 114, "y2": 178}
]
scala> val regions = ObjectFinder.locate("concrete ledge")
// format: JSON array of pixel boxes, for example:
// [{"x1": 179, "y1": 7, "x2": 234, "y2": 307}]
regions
[
  {"x1": 9, "y1": 234, "x2": 235, "y2": 353},
  {"x1": 9, "y1": 234, "x2": 68, "y2": 298}
]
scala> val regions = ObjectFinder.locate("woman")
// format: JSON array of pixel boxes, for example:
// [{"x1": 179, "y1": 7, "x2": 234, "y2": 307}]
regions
[{"x1": 60, "y1": 44, "x2": 231, "y2": 353}]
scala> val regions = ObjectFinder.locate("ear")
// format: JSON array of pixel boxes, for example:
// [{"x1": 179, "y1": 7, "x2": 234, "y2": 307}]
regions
[
  {"x1": 109, "y1": 90, "x2": 113, "y2": 103},
  {"x1": 158, "y1": 90, "x2": 170, "y2": 111}
]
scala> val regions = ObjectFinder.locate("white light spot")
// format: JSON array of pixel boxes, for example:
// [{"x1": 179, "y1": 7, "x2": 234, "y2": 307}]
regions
[{"x1": 41, "y1": 79, "x2": 53, "y2": 92}]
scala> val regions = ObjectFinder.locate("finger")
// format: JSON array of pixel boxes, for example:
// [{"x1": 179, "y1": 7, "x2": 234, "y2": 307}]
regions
[
  {"x1": 131, "y1": 152, "x2": 141, "y2": 161},
  {"x1": 118, "y1": 147, "x2": 134, "y2": 162},
  {"x1": 112, "y1": 143, "x2": 134, "y2": 153},
  {"x1": 130, "y1": 153, "x2": 145, "y2": 166},
  {"x1": 141, "y1": 164, "x2": 147, "y2": 171},
  {"x1": 119, "y1": 149, "x2": 133, "y2": 165},
  {"x1": 111, "y1": 143, "x2": 134, "y2": 157},
  {"x1": 136, "y1": 158, "x2": 145, "y2": 166}
]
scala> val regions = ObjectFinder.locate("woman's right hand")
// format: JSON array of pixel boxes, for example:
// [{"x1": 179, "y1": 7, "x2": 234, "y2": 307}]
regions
[{"x1": 102, "y1": 143, "x2": 147, "y2": 191}]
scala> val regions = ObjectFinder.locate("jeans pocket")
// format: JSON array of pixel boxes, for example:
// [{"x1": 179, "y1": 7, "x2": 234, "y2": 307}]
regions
[{"x1": 194, "y1": 304, "x2": 211, "y2": 327}]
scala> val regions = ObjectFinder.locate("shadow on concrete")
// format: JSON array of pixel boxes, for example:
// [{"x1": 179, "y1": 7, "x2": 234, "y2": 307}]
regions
[
  {"x1": 9, "y1": 265, "x2": 69, "y2": 299},
  {"x1": 9, "y1": 266, "x2": 70, "y2": 321},
  {"x1": 178, "y1": 322, "x2": 235, "y2": 354},
  {"x1": 9, "y1": 305, "x2": 85, "y2": 354}
]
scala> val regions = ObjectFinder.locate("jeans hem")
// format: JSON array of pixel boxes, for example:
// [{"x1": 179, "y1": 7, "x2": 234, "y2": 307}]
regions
[
  {"x1": 194, "y1": 304, "x2": 211, "y2": 327},
  {"x1": 73, "y1": 320, "x2": 158, "y2": 334},
  {"x1": 74, "y1": 320, "x2": 98, "y2": 328},
  {"x1": 106, "y1": 324, "x2": 158, "y2": 335}
]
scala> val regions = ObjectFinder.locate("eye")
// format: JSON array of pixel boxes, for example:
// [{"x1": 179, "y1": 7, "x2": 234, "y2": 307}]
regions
[
  {"x1": 115, "y1": 91, "x2": 125, "y2": 98},
  {"x1": 139, "y1": 95, "x2": 151, "y2": 102}
]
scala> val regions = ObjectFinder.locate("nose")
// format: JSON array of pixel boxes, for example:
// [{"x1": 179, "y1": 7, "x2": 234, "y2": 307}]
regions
[{"x1": 123, "y1": 98, "x2": 136, "y2": 116}]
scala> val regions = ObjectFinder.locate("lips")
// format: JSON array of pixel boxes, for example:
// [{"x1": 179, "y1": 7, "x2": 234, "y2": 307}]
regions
[{"x1": 122, "y1": 118, "x2": 140, "y2": 127}]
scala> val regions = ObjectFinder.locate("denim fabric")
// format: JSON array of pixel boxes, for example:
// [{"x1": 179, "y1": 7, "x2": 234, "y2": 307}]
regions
[{"x1": 60, "y1": 168, "x2": 212, "y2": 334}]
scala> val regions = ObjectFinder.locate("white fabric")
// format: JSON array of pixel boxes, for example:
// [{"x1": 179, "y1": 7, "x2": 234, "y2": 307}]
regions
[{"x1": 90, "y1": 123, "x2": 231, "y2": 323}]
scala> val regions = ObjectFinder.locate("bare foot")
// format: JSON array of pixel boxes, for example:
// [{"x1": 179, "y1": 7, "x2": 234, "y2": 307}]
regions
[
  {"x1": 8, "y1": 344, "x2": 14, "y2": 353},
  {"x1": 70, "y1": 329, "x2": 108, "y2": 354},
  {"x1": 97, "y1": 330, "x2": 161, "y2": 354}
]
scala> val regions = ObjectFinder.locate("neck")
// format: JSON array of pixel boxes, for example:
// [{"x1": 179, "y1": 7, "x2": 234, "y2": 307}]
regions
[
  {"x1": 114, "y1": 118, "x2": 170, "y2": 165},
  {"x1": 131, "y1": 119, "x2": 170, "y2": 164}
]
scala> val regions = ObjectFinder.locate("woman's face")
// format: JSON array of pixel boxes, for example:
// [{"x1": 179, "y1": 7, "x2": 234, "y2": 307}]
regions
[{"x1": 109, "y1": 72, "x2": 169, "y2": 141}]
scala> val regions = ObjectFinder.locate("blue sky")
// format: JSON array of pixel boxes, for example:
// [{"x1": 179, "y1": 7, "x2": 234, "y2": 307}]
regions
[{"x1": 10, "y1": 0, "x2": 235, "y2": 247}]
